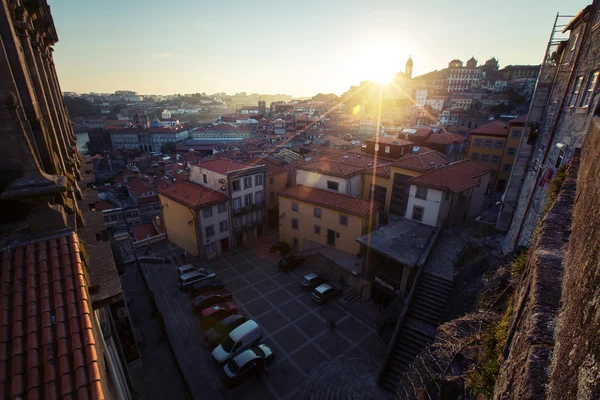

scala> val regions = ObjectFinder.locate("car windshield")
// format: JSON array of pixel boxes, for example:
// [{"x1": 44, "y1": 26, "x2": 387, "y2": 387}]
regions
[
  {"x1": 221, "y1": 336, "x2": 235, "y2": 352},
  {"x1": 252, "y1": 347, "x2": 265, "y2": 358},
  {"x1": 226, "y1": 359, "x2": 239, "y2": 375}
]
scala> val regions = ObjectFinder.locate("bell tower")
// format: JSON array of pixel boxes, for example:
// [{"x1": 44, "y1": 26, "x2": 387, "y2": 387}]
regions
[{"x1": 405, "y1": 56, "x2": 413, "y2": 79}]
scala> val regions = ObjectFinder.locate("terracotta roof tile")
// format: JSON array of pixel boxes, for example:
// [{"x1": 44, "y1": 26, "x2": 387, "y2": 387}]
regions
[
  {"x1": 392, "y1": 150, "x2": 450, "y2": 172},
  {"x1": 410, "y1": 159, "x2": 492, "y2": 192},
  {"x1": 298, "y1": 159, "x2": 364, "y2": 178},
  {"x1": 196, "y1": 158, "x2": 259, "y2": 175},
  {"x1": 509, "y1": 114, "x2": 527, "y2": 124},
  {"x1": 156, "y1": 181, "x2": 228, "y2": 210},
  {"x1": 469, "y1": 121, "x2": 508, "y2": 137},
  {"x1": 279, "y1": 185, "x2": 380, "y2": 217},
  {"x1": 425, "y1": 133, "x2": 465, "y2": 145},
  {"x1": 0, "y1": 233, "x2": 105, "y2": 400}
]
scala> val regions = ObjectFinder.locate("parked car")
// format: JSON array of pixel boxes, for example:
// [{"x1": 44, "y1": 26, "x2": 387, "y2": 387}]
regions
[
  {"x1": 177, "y1": 269, "x2": 216, "y2": 291},
  {"x1": 223, "y1": 344, "x2": 275, "y2": 386},
  {"x1": 192, "y1": 290, "x2": 233, "y2": 311},
  {"x1": 278, "y1": 255, "x2": 305, "y2": 272},
  {"x1": 312, "y1": 283, "x2": 342, "y2": 305},
  {"x1": 192, "y1": 278, "x2": 225, "y2": 295},
  {"x1": 204, "y1": 314, "x2": 247, "y2": 349},
  {"x1": 178, "y1": 264, "x2": 205, "y2": 276},
  {"x1": 269, "y1": 242, "x2": 290, "y2": 254},
  {"x1": 213, "y1": 320, "x2": 262, "y2": 364},
  {"x1": 201, "y1": 302, "x2": 238, "y2": 325},
  {"x1": 300, "y1": 272, "x2": 328, "y2": 291}
]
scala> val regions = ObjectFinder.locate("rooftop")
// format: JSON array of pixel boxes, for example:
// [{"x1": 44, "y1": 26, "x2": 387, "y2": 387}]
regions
[
  {"x1": 367, "y1": 136, "x2": 413, "y2": 146},
  {"x1": 155, "y1": 181, "x2": 228, "y2": 209},
  {"x1": 392, "y1": 150, "x2": 450, "y2": 172},
  {"x1": 410, "y1": 159, "x2": 492, "y2": 192},
  {"x1": 279, "y1": 185, "x2": 380, "y2": 217},
  {"x1": 196, "y1": 159, "x2": 260, "y2": 175},
  {"x1": 356, "y1": 217, "x2": 436, "y2": 268},
  {"x1": 298, "y1": 159, "x2": 364, "y2": 178},
  {"x1": 509, "y1": 114, "x2": 528, "y2": 124},
  {"x1": 470, "y1": 121, "x2": 508, "y2": 137},
  {"x1": 0, "y1": 233, "x2": 104, "y2": 399}
]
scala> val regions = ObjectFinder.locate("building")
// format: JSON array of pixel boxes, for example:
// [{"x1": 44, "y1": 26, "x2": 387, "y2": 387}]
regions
[
  {"x1": 254, "y1": 157, "x2": 288, "y2": 228},
  {"x1": 500, "y1": 2, "x2": 600, "y2": 251},
  {"x1": 0, "y1": 2, "x2": 136, "y2": 397},
  {"x1": 191, "y1": 123, "x2": 251, "y2": 140},
  {"x1": 110, "y1": 118, "x2": 189, "y2": 152},
  {"x1": 405, "y1": 160, "x2": 491, "y2": 227},
  {"x1": 278, "y1": 185, "x2": 380, "y2": 255},
  {"x1": 446, "y1": 58, "x2": 483, "y2": 92},
  {"x1": 296, "y1": 159, "x2": 364, "y2": 196},
  {"x1": 189, "y1": 159, "x2": 267, "y2": 245},
  {"x1": 467, "y1": 121, "x2": 510, "y2": 193},
  {"x1": 156, "y1": 181, "x2": 231, "y2": 258},
  {"x1": 362, "y1": 137, "x2": 414, "y2": 159}
]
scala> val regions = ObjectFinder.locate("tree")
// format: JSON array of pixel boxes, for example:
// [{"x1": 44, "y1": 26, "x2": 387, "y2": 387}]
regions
[
  {"x1": 490, "y1": 102, "x2": 513, "y2": 114},
  {"x1": 160, "y1": 142, "x2": 176, "y2": 154},
  {"x1": 107, "y1": 103, "x2": 126, "y2": 120},
  {"x1": 63, "y1": 97, "x2": 100, "y2": 118}
]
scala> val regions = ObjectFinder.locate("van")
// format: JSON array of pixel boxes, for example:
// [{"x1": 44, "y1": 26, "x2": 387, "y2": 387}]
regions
[
  {"x1": 177, "y1": 269, "x2": 215, "y2": 290},
  {"x1": 212, "y1": 320, "x2": 261, "y2": 364}
]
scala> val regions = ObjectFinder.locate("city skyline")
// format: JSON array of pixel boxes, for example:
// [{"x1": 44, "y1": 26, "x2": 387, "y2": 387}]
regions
[{"x1": 51, "y1": 0, "x2": 588, "y2": 96}]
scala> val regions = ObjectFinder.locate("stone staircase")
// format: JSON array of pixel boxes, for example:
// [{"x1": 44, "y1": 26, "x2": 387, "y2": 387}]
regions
[{"x1": 379, "y1": 273, "x2": 453, "y2": 392}]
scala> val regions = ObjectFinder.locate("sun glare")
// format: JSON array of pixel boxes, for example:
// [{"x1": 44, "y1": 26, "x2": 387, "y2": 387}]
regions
[{"x1": 350, "y1": 41, "x2": 404, "y2": 85}]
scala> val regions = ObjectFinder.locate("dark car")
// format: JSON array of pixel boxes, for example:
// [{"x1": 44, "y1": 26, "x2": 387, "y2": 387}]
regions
[
  {"x1": 204, "y1": 314, "x2": 247, "y2": 349},
  {"x1": 278, "y1": 255, "x2": 305, "y2": 272},
  {"x1": 192, "y1": 278, "x2": 225, "y2": 295},
  {"x1": 192, "y1": 290, "x2": 233, "y2": 311},
  {"x1": 269, "y1": 242, "x2": 290, "y2": 255},
  {"x1": 222, "y1": 344, "x2": 275, "y2": 386},
  {"x1": 311, "y1": 283, "x2": 342, "y2": 305},
  {"x1": 299, "y1": 272, "x2": 328, "y2": 291}
]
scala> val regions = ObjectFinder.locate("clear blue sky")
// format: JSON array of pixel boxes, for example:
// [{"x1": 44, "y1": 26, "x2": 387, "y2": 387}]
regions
[{"x1": 50, "y1": 0, "x2": 589, "y2": 97}]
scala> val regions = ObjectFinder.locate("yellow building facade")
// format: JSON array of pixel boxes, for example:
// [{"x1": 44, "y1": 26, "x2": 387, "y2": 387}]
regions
[
  {"x1": 158, "y1": 193, "x2": 200, "y2": 255},
  {"x1": 278, "y1": 185, "x2": 380, "y2": 256}
]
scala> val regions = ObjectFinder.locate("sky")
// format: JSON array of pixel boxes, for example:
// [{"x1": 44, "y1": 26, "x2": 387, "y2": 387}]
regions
[{"x1": 50, "y1": 0, "x2": 590, "y2": 97}]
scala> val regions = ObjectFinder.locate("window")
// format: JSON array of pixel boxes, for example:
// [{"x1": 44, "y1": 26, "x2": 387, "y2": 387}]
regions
[
  {"x1": 568, "y1": 76, "x2": 583, "y2": 107},
  {"x1": 232, "y1": 197, "x2": 241, "y2": 210},
  {"x1": 474, "y1": 138, "x2": 482, "y2": 147},
  {"x1": 339, "y1": 215, "x2": 348, "y2": 226},
  {"x1": 314, "y1": 208, "x2": 321, "y2": 218},
  {"x1": 269, "y1": 192, "x2": 275, "y2": 201},
  {"x1": 511, "y1": 129, "x2": 521, "y2": 139},
  {"x1": 244, "y1": 194, "x2": 253, "y2": 207},
  {"x1": 491, "y1": 155, "x2": 500, "y2": 164},
  {"x1": 218, "y1": 203, "x2": 226, "y2": 214},
  {"x1": 416, "y1": 186, "x2": 428, "y2": 200},
  {"x1": 483, "y1": 139, "x2": 493, "y2": 148},
  {"x1": 202, "y1": 174, "x2": 207, "y2": 184},
  {"x1": 491, "y1": 170, "x2": 497, "y2": 177},
  {"x1": 244, "y1": 177, "x2": 252, "y2": 189},
  {"x1": 374, "y1": 144, "x2": 380, "y2": 151},
  {"x1": 291, "y1": 218, "x2": 299, "y2": 230},
  {"x1": 326, "y1": 180, "x2": 339, "y2": 191},
  {"x1": 292, "y1": 202, "x2": 299, "y2": 212},
  {"x1": 384, "y1": 145, "x2": 390, "y2": 153},
  {"x1": 580, "y1": 71, "x2": 599, "y2": 108},
  {"x1": 256, "y1": 209, "x2": 263, "y2": 220},
  {"x1": 203, "y1": 207, "x2": 212, "y2": 218},
  {"x1": 292, "y1": 237, "x2": 299, "y2": 249},
  {"x1": 245, "y1": 213, "x2": 254, "y2": 224},
  {"x1": 569, "y1": 33, "x2": 579, "y2": 62},
  {"x1": 412, "y1": 205, "x2": 424, "y2": 222},
  {"x1": 481, "y1": 154, "x2": 490, "y2": 163},
  {"x1": 255, "y1": 191, "x2": 263, "y2": 204},
  {"x1": 507, "y1": 147, "x2": 517, "y2": 156},
  {"x1": 470, "y1": 152, "x2": 479, "y2": 160},
  {"x1": 314, "y1": 225, "x2": 321, "y2": 235},
  {"x1": 370, "y1": 184, "x2": 387, "y2": 203},
  {"x1": 502, "y1": 163, "x2": 512, "y2": 173},
  {"x1": 205, "y1": 242, "x2": 216, "y2": 253},
  {"x1": 255, "y1": 175, "x2": 263, "y2": 186},
  {"x1": 205, "y1": 225, "x2": 215, "y2": 238},
  {"x1": 494, "y1": 140, "x2": 504, "y2": 150},
  {"x1": 269, "y1": 177, "x2": 274, "y2": 184},
  {"x1": 232, "y1": 180, "x2": 241, "y2": 191},
  {"x1": 220, "y1": 220, "x2": 228, "y2": 232}
]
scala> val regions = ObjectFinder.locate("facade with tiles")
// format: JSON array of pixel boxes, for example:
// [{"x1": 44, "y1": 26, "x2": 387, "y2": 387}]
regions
[
  {"x1": 0, "y1": 1, "x2": 135, "y2": 398},
  {"x1": 500, "y1": 2, "x2": 600, "y2": 251}
]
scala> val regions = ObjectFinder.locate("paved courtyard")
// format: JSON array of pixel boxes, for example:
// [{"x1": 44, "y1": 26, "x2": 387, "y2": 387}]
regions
[{"x1": 131, "y1": 238, "x2": 389, "y2": 400}]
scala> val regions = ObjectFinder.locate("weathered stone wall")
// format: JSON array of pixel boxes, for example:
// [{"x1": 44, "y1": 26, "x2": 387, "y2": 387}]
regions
[
  {"x1": 546, "y1": 116, "x2": 600, "y2": 399},
  {"x1": 494, "y1": 148, "x2": 578, "y2": 399}
]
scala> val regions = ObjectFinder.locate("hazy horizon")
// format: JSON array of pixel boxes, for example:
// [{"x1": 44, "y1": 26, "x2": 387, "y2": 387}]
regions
[{"x1": 51, "y1": 0, "x2": 589, "y2": 97}]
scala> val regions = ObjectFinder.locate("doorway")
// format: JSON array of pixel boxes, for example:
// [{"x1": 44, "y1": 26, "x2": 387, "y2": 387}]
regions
[
  {"x1": 220, "y1": 238, "x2": 229, "y2": 253},
  {"x1": 235, "y1": 232, "x2": 243, "y2": 246},
  {"x1": 327, "y1": 229, "x2": 336, "y2": 247}
]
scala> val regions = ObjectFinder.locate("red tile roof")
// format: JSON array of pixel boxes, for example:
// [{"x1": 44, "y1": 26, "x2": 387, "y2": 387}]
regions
[
  {"x1": 392, "y1": 150, "x2": 450, "y2": 172},
  {"x1": 155, "y1": 181, "x2": 228, "y2": 209},
  {"x1": 94, "y1": 199, "x2": 117, "y2": 211},
  {"x1": 470, "y1": 121, "x2": 508, "y2": 137},
  {"x1": 134, "y1": 224, "x2": 158, "y2": 241},
  {"x1": 425, "y1": 133, "x2": 465, "y2": 145},
  {"x1": 367, "y1": 136, "x2": 413, "y2": 146},
  {"x1": 410, "y1": 160, "x2": 492, "y2": 193},
  {"x1": 127, "y1": 179, "x2": 155, "y2": 197},
  {"x1": 196, "y1": 159, "x2": 259, "y2": 175},
  {"x1": 509, "y1": 114, "x2": 528, "y2": 124},
  {"x1": 279, "y1": 185, "x2": 380, "y2": 217},
  {"x1": 0, "y1": 233, "x2": 104, "y2": 399},
  {"x1": 299, "y1": 159, "x2": 364, "y2": 178}
]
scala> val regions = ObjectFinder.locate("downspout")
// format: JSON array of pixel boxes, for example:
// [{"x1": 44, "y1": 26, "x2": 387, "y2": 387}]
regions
[{"x1": 514, "y1": 11, "x2": 591, "y2": 247}]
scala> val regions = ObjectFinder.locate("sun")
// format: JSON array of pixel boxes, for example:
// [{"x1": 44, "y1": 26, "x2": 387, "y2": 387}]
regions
[{"x1": 349, "y1": 41, "x2": 403, "y2": 85}]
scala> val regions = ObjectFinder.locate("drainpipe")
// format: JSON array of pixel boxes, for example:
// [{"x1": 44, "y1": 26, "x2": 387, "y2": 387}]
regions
[{"x1": 514, "y1": 10, "x2": 591, "y2": 247}]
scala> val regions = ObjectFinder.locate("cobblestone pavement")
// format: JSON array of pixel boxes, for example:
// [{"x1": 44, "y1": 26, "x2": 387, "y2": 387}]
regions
[{"x1": 131, "y1": 238, "x2": 387, "y2": 399}]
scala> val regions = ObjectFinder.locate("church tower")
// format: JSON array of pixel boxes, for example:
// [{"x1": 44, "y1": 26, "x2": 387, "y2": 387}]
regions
[
  {"x1": 405, "y1": 56, "x2": 413, "y2": 79},
  {"x1": 258, "y1": 97, "x2": 266, "y2": 114}
]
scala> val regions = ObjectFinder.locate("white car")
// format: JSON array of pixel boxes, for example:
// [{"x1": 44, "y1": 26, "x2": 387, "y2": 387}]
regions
[{"x1": 212, "y1": 320, "x2": 261, "y2": 364}]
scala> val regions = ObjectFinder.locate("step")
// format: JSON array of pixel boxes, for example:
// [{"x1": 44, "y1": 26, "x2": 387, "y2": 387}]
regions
[
  {"x1": 422, "y1": 273, "x2": 453, "y2": 286},
  {"x1": 414, "y1": 287, "x2": 448, "y2": 304},
  {"x1": 390, "y1": 350, "x2": 417, "y2": 365},
  {"x1": 380, "y1": 375, "x2": 398, "y2": 392},
  {"x1": 410, "y1": 302, "x2": 443, "y2": 319},
  {"x1": 413, "y1": 293, "x2": 446, "y2": 311},
  {"x1": 394, "y1": 342, "x2": 423, "y2": 358},
  {"x1": 420, "y1": 276, "x2": 453, "y2": 292},
  {"x1": 388, "y1": 355, "x2": 410, "y2": 370},
  {"x1": 396, "y1": 338, "x2": 425, "y2": 356},
  {"x1": 419, "y1": 279, "x2": 453, "y2": 296},
  {"x1": 386, "y1": 361, "x2": 407, "y2": 377},
  {"x1": 408, "y1": 311, "x2": 440, "y2": 326},
  {"x1": 400, "y1": 328, "x2": 435, "y2": 346},
  {"x1": 416, "y1": 284, "x2": 452, "y2": 302}
]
